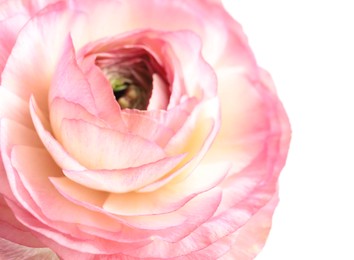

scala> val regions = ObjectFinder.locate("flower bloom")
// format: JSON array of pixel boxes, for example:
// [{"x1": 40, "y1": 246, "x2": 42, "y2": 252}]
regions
[{"x1": 0, "y1": 0, "x2": 290, "y2": 259}]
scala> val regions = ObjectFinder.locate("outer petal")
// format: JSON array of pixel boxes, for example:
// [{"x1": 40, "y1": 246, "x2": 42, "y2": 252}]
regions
[
  {"x1": 0, "y1": 197, "x2": 44, "y2": 248},
  {"x1": 219, "y1": 194, "x2": 279, "y2": 259},
  {"x1": 0, "y1": 0, "x2": 60, "y2": 79},
  {"x1": 1, "y1": 1, "x2": 86, "y2": 113},
  {"x1": 0, "y1": 238, "x2": 58, "y2": 260}
]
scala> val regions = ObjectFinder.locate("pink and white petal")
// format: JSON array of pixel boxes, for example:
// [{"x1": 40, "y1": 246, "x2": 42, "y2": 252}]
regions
[
  {"x1": 10, "y1": 144, "x2": 155, "y2": 246},
  {"x1": 120, "y1": 111, "x2": 175, "y2": 148},
  {"x1": 63, "y1": 154, "x2": 185, "y2": 193},
  {"x1": 147, "y1": 74, "x2": 170, "y2": 110},
  {"x1": 160, "y1": 173, "x2": 278, "y2": 257},
  {"x1": 161, "y1": 31, "x2": 217, "y2": 101},
  {"x1": 208, "y1": 67, "x2": 291, "y2": 214},
  {"x1": 199, "y1": 2, "x2": 258, "y2": 71},
  {"x1": 122, "y1": 188, "x2": 222, "y2": 258},
  {"x1": 50, "y1": 175, "x2": 221, "y2": 237},
  {"x1": 0, "y1": 238, "x2": 58, "y2": 260},
  {"x1": 202, "y1": 68, "x2": 270, "y2": 173},
  {"x1": 60, "y1": 119, "x2": 166, "y2": 170},
  {"x1": 3, "y1": 142, "x2": 149, "y2": 253},
  {"x1": 0, "y1": 88, "x2": 33, "y2": 128},
  {"x1": 0, "y1": 0, "x2": 61, "y2": 20},
  {"x1": 101, "y1": 0, "x2": 219, "y2": 64},
  {"x1": 0, "y1": 14, "x2": 28, "y2": 79},
  {"x1": 69, "y1": 0, "x2": 125, "y2": 44},
  {"x1": 126, "y1": 158, "x2": 281, "y2": 257},
  {"x1": 49, "y1": 36, "x2": 126, "y2": 133},
  {"x1": 11, "y1": 145, "x2": 132, "y2": 234},
  {"x1": 122, "y1": 187, "x2": 222, "y2": 235},
  {"x1": 0, "y1": 197, "x2": 45, "y2": 248},
  {"x1": 168, "y1": 194, "x2": 278, "y2": 259},
  {"x1": 138, "y1": 97, "x2": 220, "y2": 193},
  {"x1": 219, "y1": 194, "x2": 279, "y2": 260},
  {"x1": 49, "y1": 97, "x2": 109, "y2": 143},
  {"x1": 47, "y1": 177, "x2": 159, "y2": 244},
  {"x1": 4, "y1": 198, "x2": 149, "y2": 255},
  {"x1": 103, "y1": 163, "x2": 229, "y2": 216},
  {"x1": 30, "y1": 97, "x2": 85, "y2": 171},
  {"x1": 78, "y1": 29, "x2": 187, "y2": 108},
  {"x1": 49, "y1": 176, "x2": 185, "y2": 230},
  {"x1": 0, "y1": 118, "x2": 43, "y2": 150},
  {"x1": 168, "y1": 194, "x2": 279, "y2": 260},
  {"x1": 1, "y1": 2, "x2": 83, "y2": 114},
  {"x1": 166, "y1": 97, "x2": 219, "y2": 156},
  {"x1": 121, "y1": 96, "x2": 197, "y2": 139}
]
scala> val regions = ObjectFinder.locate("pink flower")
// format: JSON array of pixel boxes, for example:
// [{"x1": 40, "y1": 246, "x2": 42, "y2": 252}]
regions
[{"x1": 0, "y1": 0, "x2": 290, "y2": 259}]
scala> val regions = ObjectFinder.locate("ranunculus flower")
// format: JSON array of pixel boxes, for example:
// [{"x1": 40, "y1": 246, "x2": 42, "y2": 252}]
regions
[{"x1": 0, "y1": 0, "x2": 290, "y2": 259}]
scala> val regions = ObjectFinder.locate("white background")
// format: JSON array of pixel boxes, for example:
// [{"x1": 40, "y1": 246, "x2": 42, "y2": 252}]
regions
[{"x1": 223, "y1": 0, "x2": 354, "y2": 259}]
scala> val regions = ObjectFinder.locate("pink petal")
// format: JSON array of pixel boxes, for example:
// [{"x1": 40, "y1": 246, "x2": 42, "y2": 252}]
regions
[
  {"x1": 0, "y1": 88, "x2": 32, "y2": 128},
  {"x1": 30, "y1": 96, "x2": 85, "y2": 171},
  {"x1": 10, "y1": 144, "x2": 149, "y2": 242},
  {"x1": 160, "y1": 30, "x2": 217, "y2": 101},
  {"x1": 103, "y1": 163, "x2": 229, "y2": 216},
  {"x1": 60, "y1": 118, "x2": 166, "y2": 170},
  {"x1": 0, "y1": 118, "x2": 42, "y2": 150},
  {"x1": 0, "y1": 14, "x2": 28, "y2": 80},
  {"x1": 0, "y1": 238, "x2": 57, "y2": 260},
  {"x1": 147, "y1": 74, "x2": 170, "y2": 110},
  {"x1": 50, "y1": 175, "x2": 221, "y2": 237},
  {"x1": 49, "y1": 177, "x2": 185, "y2": 230},
  {"x1": 120, "y1": 111, "x2": 176, "y2": 148},
  {"x1": 0, "y1": 197, "x2": 44, "y2": 248},
  {"x1": 1, "y1": 2, "x2": 83, "y2": 113},
  {"x1": 63, "y1": 154, "x2": 185, "y2": 193},
  {"x1": 121, "y1": 96, "x2": 197, "y2": 140},
  {"x1": 4, "y1": 198, "x2": 149, "y2": 255},
  {"x1": 68, "y1": 0, "x2": 124, "y2": 43},
  {"x1": 220, "y1": 194, "x2": 279, "y2": 259},
  {"x1": 203, "y1": 67, "x2": 291, "y2": 215},
  {"x1": 49, "y1": 97, "x2": 108, "y2": 143},
  {"x1": 138, "y1": 97, "x2": 220, "y2": 192},
  {"x1": 202, "y1": 68, "x2": 270, "y2": 173},
  {"x1": 122, "y1": 188, "x2": 222, "y2": 257},
  {"x1": 49, "y1": 36, "x2": 126, "y2": 132}
]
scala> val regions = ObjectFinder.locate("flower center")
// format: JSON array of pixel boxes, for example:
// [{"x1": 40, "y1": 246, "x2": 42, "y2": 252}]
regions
[{"x1": 96, "y1": 48, "x2": 167, "y2": 110}]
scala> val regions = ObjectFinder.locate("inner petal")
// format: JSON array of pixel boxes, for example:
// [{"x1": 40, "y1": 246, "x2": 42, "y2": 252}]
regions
[{"x1": 95, "y1": 47, "x2": 169, "y2": 110}]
